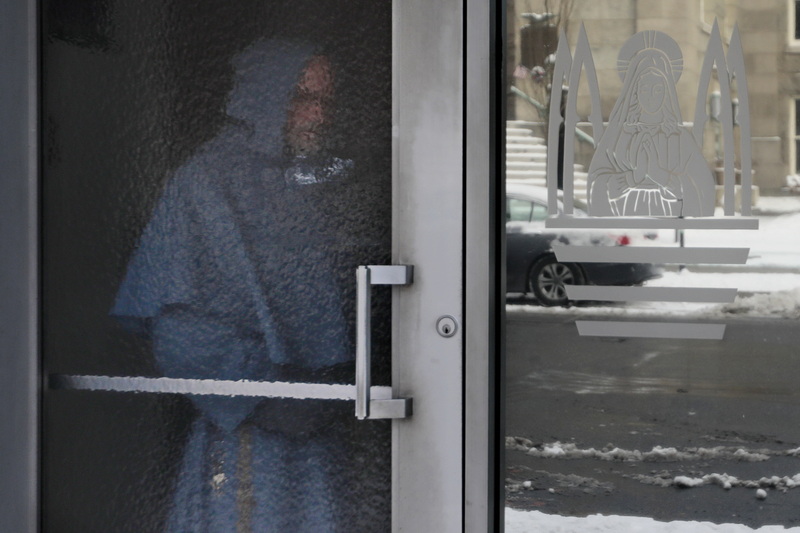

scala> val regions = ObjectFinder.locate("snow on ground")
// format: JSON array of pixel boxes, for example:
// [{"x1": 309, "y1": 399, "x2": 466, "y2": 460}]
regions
[
  {"x1": 656, "y1": 197, "x2": 800, "y2": 271},
  {"x1": 507, "y1": 285, "x2": 800, "y2": 319},
  {"x1": 683, "y1": 211, "x2": 800, "y2": 271},
  {"x1": 506, "y1": 509, "x2": 800, "y2": 532},
  {"x1": 754, "y1": 195, "x2": 800, "y2": 216},
  {"x1": 505, "y1": 438, "x2": 797, "y2": 463},
  {"x1": 648, "y1": 271, "x2": 800, "y2": 292},
  {"x1": 504, "y1": 437, "x2": 800, "y2": 530}
]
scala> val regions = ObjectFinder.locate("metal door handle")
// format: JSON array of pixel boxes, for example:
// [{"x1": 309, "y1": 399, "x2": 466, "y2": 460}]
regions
[{"x1": 356, "y1": 265, "x2": 414, "y2": 420}]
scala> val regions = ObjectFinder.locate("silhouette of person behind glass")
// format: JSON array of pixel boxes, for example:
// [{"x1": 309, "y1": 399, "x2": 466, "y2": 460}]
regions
[
  {"x1": 587, "y1": 32, "x2": 715, "y2": 217},
  {"x1": 112, "y1": 39, "x2": 388, "y2": 532}
]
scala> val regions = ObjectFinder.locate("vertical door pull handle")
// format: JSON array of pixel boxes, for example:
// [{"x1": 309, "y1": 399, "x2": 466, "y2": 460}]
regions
[{"x1": 356, "y1": 265, "x2": 414, "y2": 420}]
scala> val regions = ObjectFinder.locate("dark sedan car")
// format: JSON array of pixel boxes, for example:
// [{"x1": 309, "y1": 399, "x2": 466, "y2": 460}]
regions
[{"x1": 506, "y1": 183, "x2": 662, "y2": 306}]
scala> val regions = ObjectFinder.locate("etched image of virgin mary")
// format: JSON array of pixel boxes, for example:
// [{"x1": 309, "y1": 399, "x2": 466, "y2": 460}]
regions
[{"x1": 587, "y1": 31, "x2": 716, "y2": 217}]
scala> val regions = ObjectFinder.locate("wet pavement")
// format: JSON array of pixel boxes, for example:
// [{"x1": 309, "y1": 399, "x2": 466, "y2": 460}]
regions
[{"x1": 505, "y1": 311, "x2": 800, "y2": 527}]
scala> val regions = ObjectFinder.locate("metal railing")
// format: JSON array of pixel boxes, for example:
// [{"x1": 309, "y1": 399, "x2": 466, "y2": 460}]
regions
[{"x1": 509, "y1": 85, "x2": 595, "y2": 146}]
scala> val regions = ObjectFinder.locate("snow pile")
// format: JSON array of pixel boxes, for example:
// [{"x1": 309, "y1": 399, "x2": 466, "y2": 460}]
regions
[
  {"x1": 507, "y1": 440, "x2": 800, "y2": 497},
  {"x1": 505, "y1": 509, "x2": 800, "y2": 532},
  {"x1": 719, "y1": 288, "x2": 800, "y2": 319},
  {"x1": 779, "y1": 178, "x2": 800, "y2": 197},
  {"x1": 674, "y1": 474, "x2": 722, "y2": 488},
  {"x1": 635, "y1": 472, "x2": 800, "y2": 491},
  {"x1": 507, "y1": 438, "x2": 778, "y2": 463},
  {"x1": 673, "y1": 474, "x2": 800, "y2": 491}
]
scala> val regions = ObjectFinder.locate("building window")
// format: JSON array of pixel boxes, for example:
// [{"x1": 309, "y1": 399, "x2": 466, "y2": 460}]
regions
[
  {"x1": 794, "y1": 98, "x2": 800, "y2": 173},
  {"x1": 791, "y1": 0, "x2": 800, "y2": 44},
  {"x1": 519, "y1": 15, "x2": 557, "y2": 70},
  {"x1": 796, "y1": 0, "x2": 800, "y2": 39}
]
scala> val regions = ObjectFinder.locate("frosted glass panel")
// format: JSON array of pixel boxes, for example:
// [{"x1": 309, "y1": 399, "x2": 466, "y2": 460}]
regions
[{"x1": 42, "y1": 0, "x2": 391, "y2": 530}]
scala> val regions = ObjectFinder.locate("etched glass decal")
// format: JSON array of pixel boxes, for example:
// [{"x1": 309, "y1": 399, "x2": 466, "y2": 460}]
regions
[
  {"x1": 588, "y1": 31, "x2": 715, "y2": 218},
  {"x1": 545, "y1": 21, "x2": 757, "y2": 340}
]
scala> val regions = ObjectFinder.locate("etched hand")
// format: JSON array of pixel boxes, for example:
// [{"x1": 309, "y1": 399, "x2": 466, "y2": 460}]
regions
[
  {"x1": 606, "y1": 173, "x2": 631, "y2": 200},
  {"x1": 633, "y1": 141, "x2": 649, "y2": 185}
]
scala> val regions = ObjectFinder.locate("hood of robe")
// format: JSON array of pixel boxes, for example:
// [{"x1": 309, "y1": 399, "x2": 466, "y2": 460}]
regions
[{"x1": 111, "y1": 39, "x2": 360, "y2": 374}]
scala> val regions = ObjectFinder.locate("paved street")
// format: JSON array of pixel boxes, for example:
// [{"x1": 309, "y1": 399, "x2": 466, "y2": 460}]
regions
[{"x1": 505, "y1": 310, "x2": 800, "y2": 527}]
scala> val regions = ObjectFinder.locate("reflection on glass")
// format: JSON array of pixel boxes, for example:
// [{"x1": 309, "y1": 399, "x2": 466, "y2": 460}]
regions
[{"x1": 505, "y1": 1, "x2": 800, "y2": 530}]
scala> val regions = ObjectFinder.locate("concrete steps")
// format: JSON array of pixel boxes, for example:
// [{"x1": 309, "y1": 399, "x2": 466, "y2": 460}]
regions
[
  {"x1": 505, "y1": 120, "x2": 587, "y2": 200},
  {"x1": 507, "y1": 145, "x2": 547, "y2": 154}
]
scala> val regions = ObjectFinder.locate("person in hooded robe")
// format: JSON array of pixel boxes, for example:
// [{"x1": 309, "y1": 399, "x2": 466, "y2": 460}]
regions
[
  {"x1": 112, "y1": 39, "x2": 390, "y2": 532},
  {"x1": 586, "y1": 32, "x2": 715, "y2": 217}
]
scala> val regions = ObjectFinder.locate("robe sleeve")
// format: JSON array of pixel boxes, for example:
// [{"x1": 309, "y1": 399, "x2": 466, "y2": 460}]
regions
[
  {"x1": 111, "y1": 171, "x2": 197, "y2": 325},
  {"x1": 112, "y1": 159, "x2": 288, "y2": 356},
  {"x1": 111, "y1": 164, "x2": 288, "y2": 430}
]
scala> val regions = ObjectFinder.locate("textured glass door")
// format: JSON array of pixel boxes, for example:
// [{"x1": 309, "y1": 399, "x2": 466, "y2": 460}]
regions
[{"x1": 41, "y1": 0, "x2": 464, "y2": 531}]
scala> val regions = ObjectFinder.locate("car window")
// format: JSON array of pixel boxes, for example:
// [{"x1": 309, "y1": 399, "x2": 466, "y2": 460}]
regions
[
  {"x1": 507, "y1": 197, "x2": 533, "y2": 222},
  {"x1": 531, "y1": 201, "x2": 548, "y2": 221}
]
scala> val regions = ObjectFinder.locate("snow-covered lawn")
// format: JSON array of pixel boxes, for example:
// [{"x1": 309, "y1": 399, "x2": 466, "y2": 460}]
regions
[
  {"x1": 683, "y1": 212, "x2": 800, "y2": 271},
  {"x1": 506, "y1": 509, "x2": 800, "y2": 532}
]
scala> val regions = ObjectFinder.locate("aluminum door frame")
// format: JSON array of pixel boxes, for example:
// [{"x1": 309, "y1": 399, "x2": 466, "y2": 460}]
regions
[
  {"x1": 394, "y1": 0, "x2": 499, "y2": 529},
  {"x1": 393, "y1": 0, "x2": 464, "y2": 530},
  {"x1": 464, "y1": 0, "x2": 502, "y2": 530},
  {"x1": 0, "y1": 0, "x2": 38, "y2": 531}
]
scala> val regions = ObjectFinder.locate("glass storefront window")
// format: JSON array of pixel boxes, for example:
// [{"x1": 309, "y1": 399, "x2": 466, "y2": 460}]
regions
[{"x1": 504, "y1": 1, "x2": 800, "y2": 530}]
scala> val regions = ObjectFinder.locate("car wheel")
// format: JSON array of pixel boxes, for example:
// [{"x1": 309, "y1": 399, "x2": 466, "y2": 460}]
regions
[{"x1": 528, "y1": 256, "x2": 582, "y2": 307}]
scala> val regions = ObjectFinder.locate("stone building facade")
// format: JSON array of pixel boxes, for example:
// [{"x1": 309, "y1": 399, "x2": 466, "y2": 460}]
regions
[{"x1": 509, "y1": 0, "x2": 798, "y2": 194}]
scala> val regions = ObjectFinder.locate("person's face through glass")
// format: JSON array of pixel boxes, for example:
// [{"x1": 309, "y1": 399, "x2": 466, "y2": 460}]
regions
[
  {"x1": 285, "y1": 55, "x2": 335, "y2": 156},
  {"x1": 637, "y1": 71, "x2": 666, "y2": 115}
]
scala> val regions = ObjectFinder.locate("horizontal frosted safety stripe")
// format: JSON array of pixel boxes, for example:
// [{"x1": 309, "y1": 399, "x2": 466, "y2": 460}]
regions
[
  {"x1": 49, "y1": 374, "x2": 393, "y2": 401},
  {"x1": 575, "y1": 321, "x2": 726, "y2": 339},
  {"x1": 545, "y1": 216, "x2": 759, "y2": 230},
  {"x1": 565, "y1": 285, "x2": 737, "y2": 303},
  {"x1": 553, "y1": 245, "x2": 749, "y2": 264}
]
